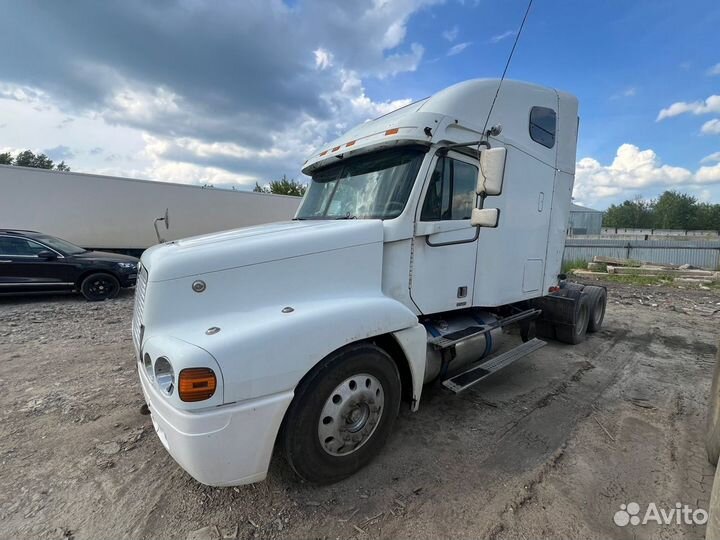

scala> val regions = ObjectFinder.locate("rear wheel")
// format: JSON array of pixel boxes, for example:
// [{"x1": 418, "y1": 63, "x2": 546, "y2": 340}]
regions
[
  {"x1": 282, "y1": 343, "x2": 401, "y2": 484},
  {"x1": 584, "y1": 286, "x2": 607, "y2": 333},
  {"x1": 80, "y1": 272, "x2": 120, "y2": 301},
  {"x1": 707, "y1": 342, "x2": 720, "y2": 539},
  {"x1": 706, "y1": 342, "x2": 720, "y2": 466},
  {"x1": 555, "y1": 292, "x2": 591, "y2": 345}
]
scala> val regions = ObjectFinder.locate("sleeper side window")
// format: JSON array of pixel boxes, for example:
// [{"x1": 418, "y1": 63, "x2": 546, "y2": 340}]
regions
[
  {"x1": 529, "y1": 106, "x2": 556, "y2": 148},
  {"x1": 420, "y1": 157, "x2": 478, "y2": 221}
]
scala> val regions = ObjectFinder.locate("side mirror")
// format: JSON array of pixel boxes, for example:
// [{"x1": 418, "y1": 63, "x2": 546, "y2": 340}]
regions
[
  {"x1": 476, "y1": 147, "x2": 506, "y2": 196},
  {"x1": 471, "y1": 208, "x2": 500, "y2": 228},
  {"x1": 37, "y1": 250, "x2": 58, "y2": 260}
]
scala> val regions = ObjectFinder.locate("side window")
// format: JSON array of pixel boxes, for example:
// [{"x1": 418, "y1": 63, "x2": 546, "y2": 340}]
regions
[
  {"x1": 420, "y1": 157, "x2": 478, "y2": 221},
  {"x1": 0, "y1": 237, "x2": 46, "y2": 256},
  {"x1": 529, "y1": 106, "x2": 556, "y2": 148}
]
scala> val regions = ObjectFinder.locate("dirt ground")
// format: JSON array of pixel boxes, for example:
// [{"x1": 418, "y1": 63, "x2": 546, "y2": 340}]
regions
[{"x1": 1, "y1": 279, "x2": 719, "y2": 540}]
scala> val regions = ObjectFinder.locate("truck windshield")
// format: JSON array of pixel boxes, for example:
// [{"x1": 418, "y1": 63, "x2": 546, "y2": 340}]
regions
[{"x1": 296, "y1": 146, "x2": 426, "y2": 220}]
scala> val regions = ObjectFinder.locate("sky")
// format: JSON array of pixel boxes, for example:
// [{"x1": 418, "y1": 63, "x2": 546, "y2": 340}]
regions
[{"x1": 0, "y1": 0, "x2": 719, "y2": 210}]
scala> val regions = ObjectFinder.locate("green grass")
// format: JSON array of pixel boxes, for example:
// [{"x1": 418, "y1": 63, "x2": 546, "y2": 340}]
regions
[{"x1": 562, "y1": 258, "x2": 588, "y2": 274}]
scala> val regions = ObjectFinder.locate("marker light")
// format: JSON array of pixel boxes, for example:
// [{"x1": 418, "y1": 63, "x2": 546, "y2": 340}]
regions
[
  {"x1": 385, "y1": 128, "x2": 399, "y2": 135},
  {"x1": 178, "y1": 368, "x2": 217, "y2": 402}
]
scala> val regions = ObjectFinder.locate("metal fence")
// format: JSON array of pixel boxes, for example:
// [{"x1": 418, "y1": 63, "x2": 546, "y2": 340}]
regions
[
  {"x1": 563, "y1": 238, "x2": 720, "y2": 269},
  {"x1": 601, "y1": 227, "x2": 719, "y2": 237}
]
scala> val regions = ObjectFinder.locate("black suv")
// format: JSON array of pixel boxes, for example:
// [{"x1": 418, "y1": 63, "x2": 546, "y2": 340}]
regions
[{"x1": 0, "y1": 230, "x2": 139, "y2": 301}]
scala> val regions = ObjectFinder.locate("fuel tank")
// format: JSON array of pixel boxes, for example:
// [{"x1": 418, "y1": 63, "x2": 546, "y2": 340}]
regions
[{"x1": 423, "y1": 311, "x2": 504, "y2": 383}]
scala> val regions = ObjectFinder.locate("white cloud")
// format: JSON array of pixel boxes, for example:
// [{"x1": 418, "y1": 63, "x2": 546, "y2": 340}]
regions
[
  {"x1": 442, "y1": 25, "x2": 459, "y2": 42},
  {"x1": 575, "y1": 144, "x2": 688, "y2": 203},
  {"x1": 701, "y1": 151, "x2": 720, "y2": 164},
  {"x1": 376, "y1": 43, "x2": 425, "y2": 77},
  {"x1": 657, "y1": 95, "x2": 720, "y2": 121},
  {"x1": 141, "y1": 69, "x2": 414, "y2": 184},
  {"x1": 145, "y1": 160, "x2": 257, "y2": 187},
  {"x1": 447, "y1": 42, "x2": 471, "y2": 56},
  {"x1": 574, "y1": 144, "x2": 720, "y2": 205},
  {"x1": 610, "y1": 87, "x2": 637, "y2": 100},
  {"x1": 707, "y1": 63, "x2": 720, "y2": 76},
  {"x1": 106, "y1": 86, "x2": 181, "y2": 126},
  {"x1": 701, "y1": 118, "x2": 720, "y2": 135},
  {"x1": 0, "y1": 83, "x2": 47, "y2": 104},
  {"x1": 696, "y1": 163, "x2": 720, "y2": 184},
  {"x1": 313, "y1": 48, "x2": 333, "y2": 70},
  {"x1": 0, "y1": 2, "x2": 441, "y2": 185},
  {"x1": 490, "y1": 30, "x2": 515, "y2": 44}
]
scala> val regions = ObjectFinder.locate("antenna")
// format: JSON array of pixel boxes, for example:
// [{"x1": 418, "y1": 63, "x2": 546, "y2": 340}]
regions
[{"x1": 481, "y1": 0, "x2": 534, "y2": 139}]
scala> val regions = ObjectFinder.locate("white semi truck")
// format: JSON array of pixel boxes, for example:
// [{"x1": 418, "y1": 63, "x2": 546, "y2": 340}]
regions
[{"x1": 133, "y1": 79, "x2": 607, "y2": 486}]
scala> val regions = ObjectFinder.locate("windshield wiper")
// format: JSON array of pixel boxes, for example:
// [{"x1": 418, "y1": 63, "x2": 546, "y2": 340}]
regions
[{"x1": 335, "y1": 213, "x2": 357, "y2": 220}]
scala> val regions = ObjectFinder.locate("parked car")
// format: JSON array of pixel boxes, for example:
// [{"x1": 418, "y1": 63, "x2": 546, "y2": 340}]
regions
[{"x1": 0, "y1": 229, "x2": 138, "y2": 301}]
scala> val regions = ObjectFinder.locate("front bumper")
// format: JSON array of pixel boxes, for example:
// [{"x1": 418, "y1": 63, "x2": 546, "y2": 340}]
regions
[
  {"x1": 138, "y1": 365, "x2": 293, "y2": 486},
  {"x1": 120, "y1": 274, "x2": 137, "y2": 288}
]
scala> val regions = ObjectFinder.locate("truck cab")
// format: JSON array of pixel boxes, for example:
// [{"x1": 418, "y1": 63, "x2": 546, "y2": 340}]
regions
[{"x1": 133, "y1": 79, "x2": 604, "y2": 487}]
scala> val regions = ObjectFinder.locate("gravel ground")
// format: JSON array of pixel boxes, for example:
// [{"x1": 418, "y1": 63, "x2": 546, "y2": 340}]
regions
[{"x1": 0, "y1": 280, "x2": 719, "y2": 539}]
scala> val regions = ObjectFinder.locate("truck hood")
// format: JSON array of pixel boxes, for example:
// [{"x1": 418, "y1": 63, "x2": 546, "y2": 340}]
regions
[{"x1": 141, "y1": 220, "x2": 384, "y2": 282}]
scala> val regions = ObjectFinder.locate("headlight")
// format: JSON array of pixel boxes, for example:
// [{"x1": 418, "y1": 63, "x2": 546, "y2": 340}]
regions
[
  {"x1": 154, "y1": 357, "x2": 175, "y2": 395},
  {"x1": 116, "y1": 262, "x2": 137, "y2": 269}
]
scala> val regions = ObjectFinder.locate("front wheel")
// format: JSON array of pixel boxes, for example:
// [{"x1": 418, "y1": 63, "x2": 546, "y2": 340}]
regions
[
  {"x1": 80, "y1": 272, "x2": 120, "y2": 301},
  {"x1": 282, "y1": 343, "x2": 401, "y2": 484}
]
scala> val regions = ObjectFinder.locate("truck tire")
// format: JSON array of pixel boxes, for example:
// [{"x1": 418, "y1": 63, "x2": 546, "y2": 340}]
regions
[
  {"x1": 705, "y1": 342, "x2": 720, "y2": 466},
  {"x1": 584, "y1": 286, "x2": 607, "y2": 333},
  {"x1": 555, "y1": 292, "x2": 591, "y2": 345},
  {"x1": 282, "y1": 342, "x2": 401, "y2": 484},
  {"x1": 80, "y1": 272, "x2": 120, "y2": 301},
  {"x1": 707, "y1": 462, "x2": 720, "y2": 540}
]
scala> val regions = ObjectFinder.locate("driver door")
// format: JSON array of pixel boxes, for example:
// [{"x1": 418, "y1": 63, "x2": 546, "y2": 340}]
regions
[{"x1": 410, "y1": 151, "x2": 479, "y2": 314}]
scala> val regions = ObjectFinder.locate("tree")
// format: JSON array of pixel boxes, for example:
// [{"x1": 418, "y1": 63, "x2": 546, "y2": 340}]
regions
[
  {"x1": 695, "y1": 203, "x2": 720, "y2": 231},
  {"x1": 254, "y1": 175, "x2": 307, "y2": 197},
  {"x1": 3, "y1": 149, "x2": 71, "y2": 171},
  {"x1": 602, "y1": 190, "x2": 720, "y2": 231},
  {"x1": 603, "y1": 196, "x2": 653, "y2": 228},
  {"x1": 13, "y1": 150, "x2": 55, "y2": 169}
]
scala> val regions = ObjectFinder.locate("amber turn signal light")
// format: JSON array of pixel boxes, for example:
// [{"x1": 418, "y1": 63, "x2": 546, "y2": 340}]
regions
[{"x1": 178, "y1": 368, "x2": 217, "y2": 402}]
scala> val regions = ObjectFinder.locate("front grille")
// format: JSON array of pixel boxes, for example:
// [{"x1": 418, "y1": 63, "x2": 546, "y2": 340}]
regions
[{"x1": 132, "y1": 265, "x2": 148, "y2": 354}]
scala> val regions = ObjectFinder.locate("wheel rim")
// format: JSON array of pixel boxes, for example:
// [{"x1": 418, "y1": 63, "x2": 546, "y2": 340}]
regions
[
  {"x1": 318, "y1": 373, "x2": 384, "y2": 456},
  {"x1": 88, "y1": 277, "x2": 117, "y2": 298}
]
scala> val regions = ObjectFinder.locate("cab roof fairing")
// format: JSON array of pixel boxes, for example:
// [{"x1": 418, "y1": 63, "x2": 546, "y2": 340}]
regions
[{"x1": 302, "y1": 79, "x2": 576, "y2": 176}]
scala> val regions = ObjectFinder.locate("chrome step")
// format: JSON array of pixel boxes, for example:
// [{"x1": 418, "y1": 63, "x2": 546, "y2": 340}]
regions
[
  {"x1": 428, "y1": 308, "x2": 542, "y2": 350},
  {"x1": 442, "y1": 338, "x2": 547, "y2": 393}
]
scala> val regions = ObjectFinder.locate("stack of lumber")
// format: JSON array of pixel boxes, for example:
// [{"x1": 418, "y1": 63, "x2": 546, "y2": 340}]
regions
[{"x1": 573, "y1": 256, "x2": 720, "y2": 284}]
